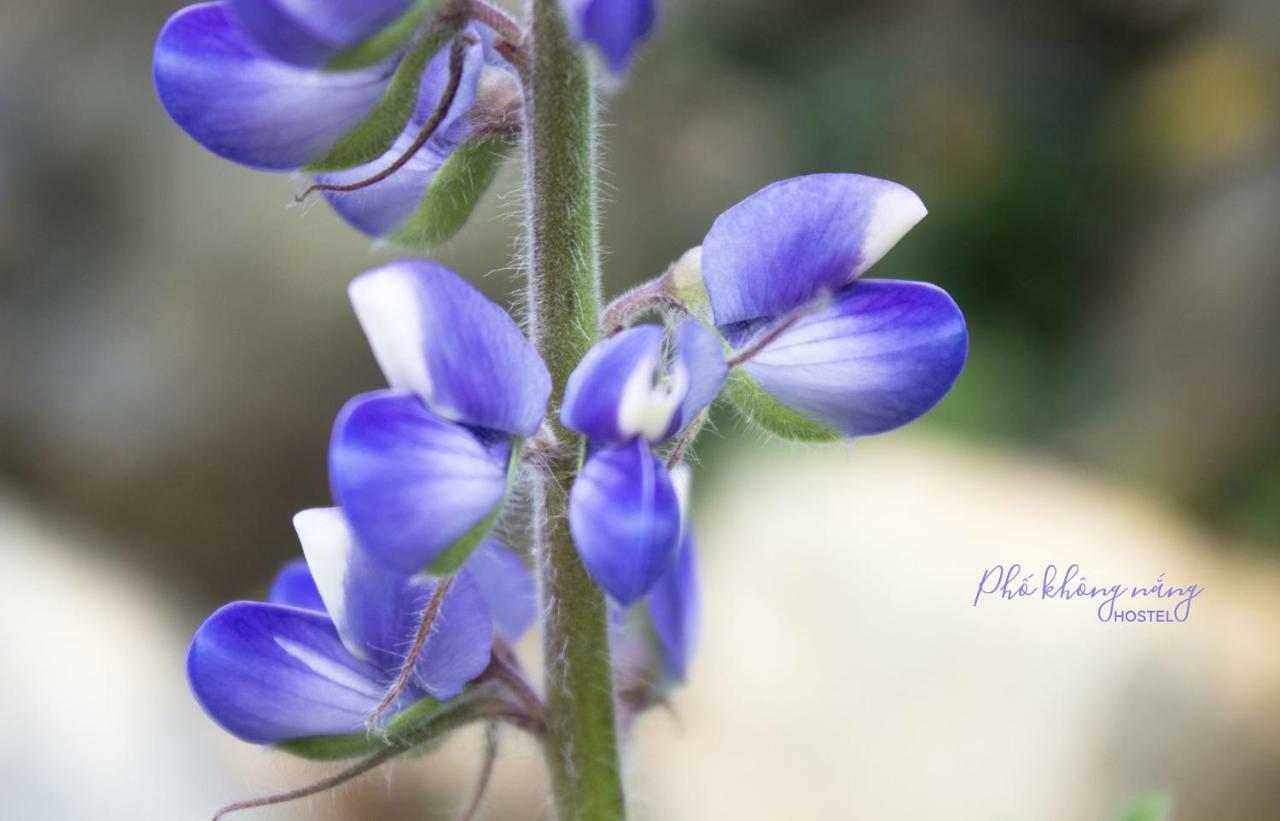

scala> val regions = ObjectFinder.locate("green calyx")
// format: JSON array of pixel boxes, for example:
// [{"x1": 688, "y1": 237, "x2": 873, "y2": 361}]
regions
[
  {"x1": 388, "y1": 133, "x2": 516, "y2": 250},
  {"x1": 274, "y1": 696, "x2": 442, "y2": 761},
  {"x1": 725, "y1": 368, "x2": 842, "y2": 442},
  {"x1": 308, "y1": 24, "x2": 454, "y2": 173},
  {"x1": 425, "y1": 438, "x2": 522, "y2": 575},
  {"x1": 324, "y1": 0, "x2": 445, "y2": 72}
]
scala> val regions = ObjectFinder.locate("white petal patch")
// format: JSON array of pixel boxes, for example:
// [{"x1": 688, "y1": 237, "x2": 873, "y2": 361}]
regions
[
  {"x1": 854, "y1": 185, "x2": 927, "y2": 279},
  {"x1": 292, "y1": 508, "x2": 364, "y2": 661},
  {"x1": 349, "y1": 268, "x2": 434, "y2": 404},
  {"x1": 617, "y1": 352, "x2": 690, "y2": 443},
  {"x1": 670, "y1": 462, "x2": 692, "y2": 527},
  {"x1": 274, "y1": 637, "x2": 383, "y2": 699}
]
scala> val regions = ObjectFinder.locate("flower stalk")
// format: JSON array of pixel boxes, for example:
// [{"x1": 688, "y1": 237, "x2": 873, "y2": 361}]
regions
[{"x1": 522, "y1": 0, "x2": 627, "y2": 818}]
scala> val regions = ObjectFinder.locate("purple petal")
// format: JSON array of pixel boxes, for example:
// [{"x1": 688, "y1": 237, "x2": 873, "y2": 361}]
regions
[
  {"x1": 665, "y1": 319, "x2": 727, "y2": 438},
  {"x1": 267, "y1": 558, "x2": 325, "y2": 612},
  {"x1": 348, "y1": 260, "x2": 551, "y2": 436},
  {"x1": 569, "y1": 439, "x2": 681, "y2": 605},
  {"x1": 647, "y1": 528, "x2": 700, "y2": 684},
  {"x1": 561, "y1": 325, "x2": 665, "y2": 444},
  {"x1": 292, "y1": 507, "x2": 410, "y2": 661},
  {"x1": 463, "y1": 538, "x2": 536, "y2": 640},
  {"x1": 404, "y1": 572, "x2": 494, "y2": 700},
  {"x1": 702, "y1": 174, "x2": 928, "y2": 325},
  {"x1": 330, "y1": 390, "x2": 511, "y2": 574},
  {"x1": 735, "y1": 279, "x2": 968, "y2": 437},
  {"x1": 320, "y1": 31, "x2": 485, "y2": 236},
  {"x1": 187, "y1": 601, "x2": 385, "y2": 744},
  {"x1": 568, "y1": 0, "x2": 656, "y2": 73},
  {"x1": 227, "y1": 0, "x2": 415, "y2": 66},
  {"x1": 153, "y1": 3, "x2": 394, "y2": 170}
]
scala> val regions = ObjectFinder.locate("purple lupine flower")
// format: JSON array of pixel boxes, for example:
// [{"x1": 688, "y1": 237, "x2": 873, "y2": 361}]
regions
[
  {"x1": 564, "y1": 0, "x2": 655, "y2": 74},
  {"x1": 187, "y1": 507, "x2": 499, "y2": 744},
  {"x1": 329, "y1": 259, "x2": 551, "y2": 573},
  {"x1": 560, "y1": 319, "x2": 726, "y2": 604},
  {"x1": 700, "y1": 174, "x2": 969, "y2": 439},
  {"x1": 153, "y1": 3, "x2": 510, "y2": 238}
]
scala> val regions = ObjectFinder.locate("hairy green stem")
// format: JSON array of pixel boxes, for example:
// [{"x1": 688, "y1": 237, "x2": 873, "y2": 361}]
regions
[{"x1": 521, "y1": 1, "x2": 626, "y2": 820}]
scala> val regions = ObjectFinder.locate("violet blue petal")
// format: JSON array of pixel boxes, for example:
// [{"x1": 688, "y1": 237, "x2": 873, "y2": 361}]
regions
[
  {"x1": 187, "y1": 601, "x2": 385, "y2": 744},
  {"x1": 293, "y1": 507, "x2": 410, "y2": 662},
  {"x1": 647, "y1": 528, "x2": 699, "y2": 684},
  {"x1": 320, "y1": 30, "x2": 486, "y2": 236},
  {"x1": 330, "y1": 390, "x2": 511, "y2": 574},
  {"x1": 153, "y1": 2, "x2": 394, "y2": 170},
  {"x1": 735, "y1": 279, "x2": 968, "y2": 437},
  {"x1": 226, "y1": 0, "x2": 415, "y2": 66},
  {"x1": 567, "y1": 0, "x2": 656, "y2": 73},
  {"x1": 348, "y1": 260, "x2": 551, "y2": 436},
  {"x1": 561, "y1": 325, "x2": 666, "y2": 444},
  {"x1": 403, "y1": 572, "x2": 494, "y2": 700},
  {"x1": 569, "y1": 439, "x2": 681, "y2": 606},
  {"x1": 663, "y1": 318, "x2": 727, "y2": 439},
  {"x1": 701, "y1": 174, "x2": 927, "y2": 326},
  {"x1": 267, "y1": 558, "x2": 325, "y2": 612},
  {"x1": 463, "y1": 538, "x2": 536, "y2": 640}
]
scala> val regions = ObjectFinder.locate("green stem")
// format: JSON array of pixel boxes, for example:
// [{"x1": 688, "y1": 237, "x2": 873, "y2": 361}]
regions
[{"x1": 521, "y1": 1, "x2": 626, "y2": 820}]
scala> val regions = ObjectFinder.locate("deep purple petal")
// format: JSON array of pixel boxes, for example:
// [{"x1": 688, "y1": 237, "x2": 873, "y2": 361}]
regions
[
  {"x1": 561, "y1": 325, "x2": 665, "y2": 444},
  {"x1": 153, "y1": 3, "x2": 394, "y2": 170},
  {"x1": 569, "y1": 0, "x2": 656, "y2": 73},
  {"x1": 403, "y1": 572, "x2": 494, "y2": 700},
  {"x1": 702, "y1": 174, "x2": 927, "y2": 325},
  {"x1": 267, "y1": 558, "x2": 325, "y2": 612},
  {"x1": 569, "y1": 439, "x2": 681, "y2": 605},
  {"x1": 292, "y1": 507, "x2": 410, "y2": 661},
  {"x1": 463, "y1": 538, "x2": 536, "y2": 640},
  {"x1": 330, "y1": 390, "x2": 510, "y2": 574},
  {"x1": 187, "y1": 601, "x2": 385, "y2": 744},
  {"x1": 647, "y1": 528, "x2": 700, "y2": 684},
  {"x1": 736, "y1": 279, "x2": 968, "y2": 437},
  {"x1": 348, "y1": 260, "x2": 551, "y2": 436},
  {"x1": 320, "y1": 30, "x2": 486, "y2": 235},
  {"x1": 665, "y1": 319, "x2": 727, "y2": 438},
  {"x1": 227, "y1": 0, "x2": 415, "y2": 66}
]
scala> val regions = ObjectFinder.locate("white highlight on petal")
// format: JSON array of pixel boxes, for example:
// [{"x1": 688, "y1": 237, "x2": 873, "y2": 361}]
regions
[
  {"x1": 292, "y1": 507, "x2": 364, "y2": 661},
  {"x1": 274, "y1": 637, "x2": 383, "y2": 699},
  {"x1": 854, "y1": 185, "x2": 927, "y2": 278},
  {"x1": 617, "y1": 353, "x2": 690, "y2": 443},
  {"x1": 670, "y1": 462, "x2": 692, "y2": 526},
  {"x1": 349, "y1": 268, "x2": 434, "y2": 406}
]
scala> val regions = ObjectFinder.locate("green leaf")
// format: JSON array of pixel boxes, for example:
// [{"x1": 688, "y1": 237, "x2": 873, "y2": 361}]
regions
[
  {"x1": 724, "y1": 368, "x2": 842, "y2": 442},
  {"x1": 388, "y1": 134, "x2": 516, "y2": 249},
  {"x1": 325, "y1": 0, "x2": 444, "y2": 72},
  {"x1": 307, "y1": 25, "x2": 454, "y2": 173},
  {"x1": 1115, "y1": 792, "x2": 1173, "y2": 821},
  {"x1": 426, "y1": 438, "x2": 522, "y2": 575}
]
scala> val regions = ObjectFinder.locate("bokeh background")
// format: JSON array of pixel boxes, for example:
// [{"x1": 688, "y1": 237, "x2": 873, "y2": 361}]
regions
[{"x1": 2, "y1": 0, "x2": 1279, "y2": 818}]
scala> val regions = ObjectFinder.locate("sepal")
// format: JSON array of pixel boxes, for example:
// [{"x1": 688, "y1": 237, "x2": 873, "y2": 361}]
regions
[
  {"x1": 388, "y1": 133, "x2": 516, "y2": 249},
  {"x1": 724, "y1": 368, "x2": 842, "y2": 442},
  {"x1": 307, "y1": 25, "x2": 455, "y2": 172}
]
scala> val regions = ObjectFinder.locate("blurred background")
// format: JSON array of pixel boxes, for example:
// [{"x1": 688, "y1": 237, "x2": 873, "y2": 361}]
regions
[{"x1": 2, "y1": 0, "x2": 1279, "y2": 818}]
